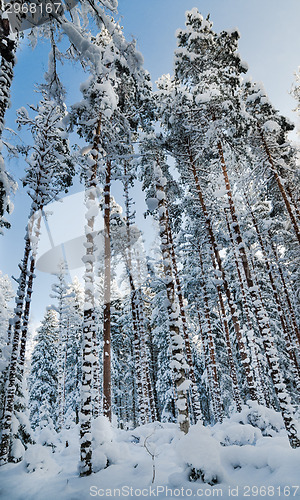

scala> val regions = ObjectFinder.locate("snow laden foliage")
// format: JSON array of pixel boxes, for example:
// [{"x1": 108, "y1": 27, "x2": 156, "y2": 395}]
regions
[
  {"x1": 0, "y1": 272, "x2": 14, "y2": 417},
  {"x1": 153, "y1": 8, "x2": 300, "y2": 449},
  {"x1": 0, "y1": 2, "x2": 300, "y2": 492},
  {"x1": 67, "y1": 13, "x2": 154, "y2": 476},
  {"x1": 0, "y1": 51, "x2": 17, "y2": 232},
  {"x1": 0, "y1": 82, "x2": 75, "y2": 465},
  {"x1": 28, "y1": 310, "x2": 59, "y2": 434},
  {"x1": 0, "y1": 146, "x2": 16, "y2": 233}
]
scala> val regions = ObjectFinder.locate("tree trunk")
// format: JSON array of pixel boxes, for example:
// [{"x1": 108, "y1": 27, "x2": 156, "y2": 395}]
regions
[
  {"x1": 80, "y1": 116, "x2": 101, "y2": 476},
  {"x1": 209, "y1": 250, "x2": 243, "y2": 411},
  {"x1": 0, "y1": 232, "x2": 31, "y2": 465},
  {"x1": 217, "y1": 139, "x2": 300, "y2": 448},
  {"x1": 18, "y1": 212, "x2": 42, "y2": 376},
  {"x1": 223, "y1": 209, "x2": 266, "y2": 405},
  {"x1": 243, "y1": 195, "x2": 300, "y2": 387},
  {"x1": 0, "y1": 55, "x2": 15, "y2": 137},
  {"x1": 165, "y1": 206, "x2": 202, "y2": 422},
  {"x1": 123, "y1": 168, "x2": 152, "y2": 423},
  {"x1": 258, "y1": 126, "x2": 300, "y2": 245},
  {"x1": 188, "y1": 147, "x2": 258, "y2": 402},
  {"x1": 155, "y1": 161, "x2": 190, "y2": 434},
  {"x1": 198, "y1": 252, "x2": 223, "y2": 422},
  {"x1": 103, "y1": 160, "x2": 112, "y2": 421},
  {"x1": 268, "y1": 234, "x2": 300, "y2": 347},
  {"x1": 136, "y1": 288, "x2": 157, "y2": 422}
]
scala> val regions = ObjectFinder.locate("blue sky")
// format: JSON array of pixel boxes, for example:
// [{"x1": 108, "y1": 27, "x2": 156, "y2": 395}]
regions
[{"x1": 1, "y1": 0, "x2": 299, "y2": 329}]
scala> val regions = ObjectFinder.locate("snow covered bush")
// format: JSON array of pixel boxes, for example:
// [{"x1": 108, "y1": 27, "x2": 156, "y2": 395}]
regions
[
  {"x1": 24, "y1": 444, "x2": 60, "y2": 474},
  {"x1": 212, "y1": 402, "x2": 285, "y2": 447},
  {"x1": 175, "y1": 421, "x2": 225, "y2": 485}
]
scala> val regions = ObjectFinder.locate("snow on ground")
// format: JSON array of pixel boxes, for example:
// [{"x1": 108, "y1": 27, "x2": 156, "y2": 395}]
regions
[{"x1": 0, "y1": 404, "x2": 300, "y2": 500}]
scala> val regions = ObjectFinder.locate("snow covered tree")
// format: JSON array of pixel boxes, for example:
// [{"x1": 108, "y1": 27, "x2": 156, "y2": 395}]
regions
[
  {"x1": 64, "y1": 278, "x2": 84, "y2": 427},
  {"x1": 70, "y1": 11, "x2": 152, "y2": 473},
  {"x1": 28, "y1": 309, "x2": 58, "y2": 430},
  {"x1": 0, "y1": 271, "x2": 14, "y2": 421},
  {"x1": 0, "y1": 81, "x2": 74, "y2": 464},
  {"x1": 167, "y1": 8, "x2": 300, "y2": 448}
]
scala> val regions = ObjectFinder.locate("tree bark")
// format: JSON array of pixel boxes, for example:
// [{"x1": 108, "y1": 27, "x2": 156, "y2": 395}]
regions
[
  {"x1": 0, "y1": 232, "x2": 31, "y2": 464},
  {"x1": 188, "y1": 147, "x2": 258, "y2": 402},
  {"x1": 217, "y1": 139, "x2": 300, "y2": 448},
  {"x1": 258, "y1": 126, "x2": 300, "y2": 245},
  {"x1": 155, "y1": 161, "x2": 190, "y2": 434},
  {"x1": 165, "y1": 206, "x2": 202, "y2": 422},
  {"x1": 80, "y1": 116, "x2": 101, "y2": 476},
  {"x1": 198, "y1": 252, "x2": 223, "y2": 422},
  {"x1": 103, "y1": 160, "x2": 112, "y2": 421}
]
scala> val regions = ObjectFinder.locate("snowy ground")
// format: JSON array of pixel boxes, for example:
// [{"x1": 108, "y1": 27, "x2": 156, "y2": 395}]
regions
[{"x1": 0, "y1": 403, "x2": 300, "y2": 500}]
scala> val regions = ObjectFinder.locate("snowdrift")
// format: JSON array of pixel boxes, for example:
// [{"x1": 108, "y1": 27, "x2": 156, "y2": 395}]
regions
[{"x1": 0, "y1": 405, "x2": 299, "y2": 500}]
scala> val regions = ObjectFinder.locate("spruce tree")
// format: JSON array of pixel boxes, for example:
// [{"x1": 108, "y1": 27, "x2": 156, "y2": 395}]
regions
[{"x1": 29, "y1": 309, "x2": 58, "y2": 431}]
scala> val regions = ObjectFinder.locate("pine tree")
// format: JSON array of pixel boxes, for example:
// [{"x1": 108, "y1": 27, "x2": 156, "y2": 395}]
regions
[{"x1": 169, "y1": 8, "x2": 300, "y2": 447}]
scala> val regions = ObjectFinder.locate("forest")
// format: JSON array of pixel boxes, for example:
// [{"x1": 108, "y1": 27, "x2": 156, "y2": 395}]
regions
[{"x1": 0, "y1": 0, "x2": 300, "y2": 498}]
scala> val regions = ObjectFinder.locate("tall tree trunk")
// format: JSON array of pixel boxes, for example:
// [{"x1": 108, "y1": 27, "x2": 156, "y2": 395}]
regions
[
  {"x1": 122, "y1": 168, "x2": 152, "y2": 423},
  {"x1": 147, "y1": 324, "x2": 160, "y2": 421},
  {"x1": 243, "y1": 195, "x2": 300, "y2": 386},
  {"x1": 103, "y1": 160, "x2": 112, "y2": 421},
  {"x1": 209, "y1": 250, "x2": 243, "y2": 411},
  {"x1": 257, "y1": 126, "x2": 300, "y2": 245},
  {"x1": 165, "y1": 206, "x2": 202, "y2": 422},
  {"x1": 223, "y1": 209, "x2": 266, "y2": 405},
  {"x1": 217, "y1": 139, "x2": 300, "y2": 448},
  {"x1": 80, "y1": 116, "x2": 101, "y2": 476},
  {"x1": 268, "y1": 233, "x2": 300, "y2": 347},
  {"x1": 197, "y1": 311, "x2": 213, "y2": 420},
  {"x1": 0, "y1": 231, "x2": 31, "y2": 464},
  {"x1": 198, "y1": 252, "x2": 223, "y2": 422},
  {"x1": 188, "y1": 147, "x2": 258, "y2": 402},
  {"x1": 155, "y1": 161, "x2": 190, "y2": 434},
  {"x1": 18, "y1": 212, "x2": 42, "y2": 376},
  {"x1": 136, "y1": 288, "x2": 157, "y2": 422}
]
